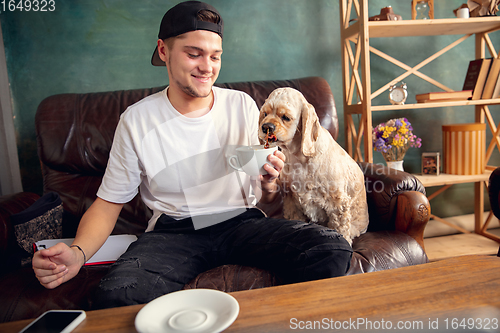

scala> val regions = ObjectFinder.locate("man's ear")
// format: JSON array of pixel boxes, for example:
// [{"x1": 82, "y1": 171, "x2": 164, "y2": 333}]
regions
[
  {"x1": 300, "y1": 102, "x2": 320, "y2": 157},
  {"x1": 157, "y1": 39, "x2": 169, "y2": 65}
]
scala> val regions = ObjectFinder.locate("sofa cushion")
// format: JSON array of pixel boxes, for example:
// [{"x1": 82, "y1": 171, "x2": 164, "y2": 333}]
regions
[{"x1": 10, "y1": 192, "x2": 64, "y2": 267}]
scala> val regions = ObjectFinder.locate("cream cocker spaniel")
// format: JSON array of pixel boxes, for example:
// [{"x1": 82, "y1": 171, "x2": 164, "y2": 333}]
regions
[{"x1": 259, "y1": 87, "x2": 369, "y2": 244}]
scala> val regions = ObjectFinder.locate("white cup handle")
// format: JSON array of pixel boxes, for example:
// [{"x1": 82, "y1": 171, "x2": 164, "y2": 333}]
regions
[{"x1": 228, "y1": 155, "x2": 243, "y2": 171}]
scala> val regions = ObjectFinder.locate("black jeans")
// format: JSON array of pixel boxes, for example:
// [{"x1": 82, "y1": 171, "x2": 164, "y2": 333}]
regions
[{"x1": 94, "y1": 209, "x2": 352, "y2": 309}]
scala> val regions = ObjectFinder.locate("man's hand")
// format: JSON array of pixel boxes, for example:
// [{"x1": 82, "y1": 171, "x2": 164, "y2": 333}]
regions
[
  {"x1": 31, "y1": 198, "x2": 122, "y2": 289},
  {"x1": 32, "y1": 242, "x2": 84, "y2": 289},
  {"x1": 259, "y1": 149, "x2": 285, "y2": 203}
]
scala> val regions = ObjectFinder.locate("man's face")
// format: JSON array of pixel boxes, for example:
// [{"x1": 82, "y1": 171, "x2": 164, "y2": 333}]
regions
[{"x1": 159, "y1": 30, "x2": 222, "y2": 100}]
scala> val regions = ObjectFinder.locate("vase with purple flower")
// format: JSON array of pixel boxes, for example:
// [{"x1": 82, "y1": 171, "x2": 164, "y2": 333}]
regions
[{"x1": 373, "y1": 118, "x2": 422, "y2": 171}]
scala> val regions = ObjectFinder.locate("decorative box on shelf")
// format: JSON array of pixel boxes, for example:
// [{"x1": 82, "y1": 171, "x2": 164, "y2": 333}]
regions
[
  {"x1": 442, "y1": 123, "x2": 486, "y2": 175},
  {"x1": 422, "y1": 152, "x2": 440, "y2": 176}
]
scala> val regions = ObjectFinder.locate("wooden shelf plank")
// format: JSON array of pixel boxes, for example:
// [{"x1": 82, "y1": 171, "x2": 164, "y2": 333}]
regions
[
  {"x1": 413, "y1": 171, "x2": 491, "y2": 187},
  {"x1": 346, "y1": 99, "x2": 500, "y2": 114},
  {"x1": 368, "y1": 17, "x2": 500, "y2": 38},
  {"x1": 369, "y1": 98, "x2": 500, "y2": 112}
]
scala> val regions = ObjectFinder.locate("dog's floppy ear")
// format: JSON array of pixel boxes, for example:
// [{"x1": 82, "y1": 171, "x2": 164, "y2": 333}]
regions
[{"x1": 301, "y1": 101, "x2": 320, "y2": 157}]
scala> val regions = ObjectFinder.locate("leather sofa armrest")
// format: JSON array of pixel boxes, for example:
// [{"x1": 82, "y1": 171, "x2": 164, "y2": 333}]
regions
[
  {"x1": 359, "y1": 162, "x2": 430, "y2": 249},
  {"x1": 394, "y1": 191, "x2": 430, "y2": 250},
  {"x1": 0, "y1": 192, "x2": 40, "y2": 270}
]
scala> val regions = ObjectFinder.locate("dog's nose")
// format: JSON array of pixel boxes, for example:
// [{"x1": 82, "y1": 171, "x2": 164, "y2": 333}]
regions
[{"x1": 262, "y1": 123, "x2": 276, "y2": 134}]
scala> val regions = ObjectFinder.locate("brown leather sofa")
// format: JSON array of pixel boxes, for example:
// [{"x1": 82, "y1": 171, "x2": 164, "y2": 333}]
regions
[{"x1": 0, "y1": 76, "x2": 430, "y2": 323}]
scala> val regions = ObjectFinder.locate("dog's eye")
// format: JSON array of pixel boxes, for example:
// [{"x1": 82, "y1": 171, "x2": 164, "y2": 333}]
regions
[
  {"x1": 263, "y1": 112, "x2": 267, "y2": 117},
  {"x1": 282, "y1": 115, "x2": 291, "y2": 122}
]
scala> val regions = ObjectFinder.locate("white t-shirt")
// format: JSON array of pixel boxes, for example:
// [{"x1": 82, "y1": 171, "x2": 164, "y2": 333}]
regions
[{"x1": 97, "y1": 86, "x2": 261, "y2": 231}]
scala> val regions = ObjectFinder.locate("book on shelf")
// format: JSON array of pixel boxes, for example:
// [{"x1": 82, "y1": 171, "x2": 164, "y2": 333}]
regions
[
  {"x1": 492, "y1": 72, "x2": 500, "y2": 99},
  {"x1": 416, "y1": 90, "x2": 472, "y2": 103},
  {"x1": 462, "y1": 58, "x2": 492, "y2": 100},
  {"x1": 482, "y1": 57, "x2": 500, "y2": 99}
]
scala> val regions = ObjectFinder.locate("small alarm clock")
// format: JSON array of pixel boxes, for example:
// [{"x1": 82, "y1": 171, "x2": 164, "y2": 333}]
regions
[{"x1": 389, "y1": 82, "x2": 408, "y2": 105}]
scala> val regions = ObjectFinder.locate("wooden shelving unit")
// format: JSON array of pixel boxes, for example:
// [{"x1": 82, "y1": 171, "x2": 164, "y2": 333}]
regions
[
  {"x1": 339, "y1": 0, "x2": 500, "y2": 243},
  {"x1": 415, "y1": 172, "x2": 491, "y2": 187}
]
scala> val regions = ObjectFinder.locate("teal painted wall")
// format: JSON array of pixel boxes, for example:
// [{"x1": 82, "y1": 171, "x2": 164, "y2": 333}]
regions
[{"x1": 1, "y1": 0, "x2": 499, "y2": 218}]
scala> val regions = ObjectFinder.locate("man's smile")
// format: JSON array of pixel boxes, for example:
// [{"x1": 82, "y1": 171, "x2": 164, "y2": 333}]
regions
[{"x1": 193, "y1": 75, "x2": 211, "y2": 83}]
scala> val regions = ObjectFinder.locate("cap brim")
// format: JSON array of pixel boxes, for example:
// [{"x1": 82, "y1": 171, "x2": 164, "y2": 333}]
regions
[{"x1": 151, "y1": 46, "x2": 165, "y2": 66}]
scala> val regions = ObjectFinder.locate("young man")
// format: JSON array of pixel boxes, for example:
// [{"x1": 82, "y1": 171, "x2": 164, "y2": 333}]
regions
[{"x1": 32, "y1": 1, "x2": 352, "y2": 308}]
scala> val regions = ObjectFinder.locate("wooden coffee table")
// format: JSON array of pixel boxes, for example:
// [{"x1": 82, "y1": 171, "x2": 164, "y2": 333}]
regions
[{"x1": 1, "y1": 255, "x2": 499, "y2": 332}]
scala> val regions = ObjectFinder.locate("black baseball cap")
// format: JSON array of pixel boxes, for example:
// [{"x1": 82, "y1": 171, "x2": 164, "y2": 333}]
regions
[{"x1": 151, "y1": 1, "x2": 224, "y2": 66}]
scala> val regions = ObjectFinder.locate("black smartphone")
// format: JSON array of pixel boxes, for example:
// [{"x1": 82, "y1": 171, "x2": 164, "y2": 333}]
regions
[{"x1": 19, "y1": 310, "x2": 86, "y2": 333}]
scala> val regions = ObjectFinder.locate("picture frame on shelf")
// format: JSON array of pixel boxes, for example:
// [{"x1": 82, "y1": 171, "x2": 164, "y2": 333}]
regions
[{"x1": 422, "y1": 152, "x2": 440, "y2": 175}]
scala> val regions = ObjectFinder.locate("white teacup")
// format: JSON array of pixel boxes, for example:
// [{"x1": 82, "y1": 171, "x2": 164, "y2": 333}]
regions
[{"x1": 228, "y1": 145, "x2": 278, "y2": 176}]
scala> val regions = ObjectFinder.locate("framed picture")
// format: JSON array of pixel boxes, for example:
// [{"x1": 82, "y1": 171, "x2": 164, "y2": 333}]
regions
[{"x1": 422, "y1": 152, "x2": 440, "y2": 176}]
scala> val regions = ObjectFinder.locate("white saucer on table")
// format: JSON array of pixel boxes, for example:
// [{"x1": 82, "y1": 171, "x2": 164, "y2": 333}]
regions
[{"x1": 135, "y1": 289, "x2": 240, "y2": 333}]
